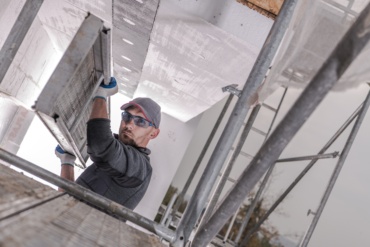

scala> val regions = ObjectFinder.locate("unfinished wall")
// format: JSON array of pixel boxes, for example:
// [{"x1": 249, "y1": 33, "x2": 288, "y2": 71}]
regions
[{"x1": 0, "y1": 95, "x2": 34, "y2": 156}]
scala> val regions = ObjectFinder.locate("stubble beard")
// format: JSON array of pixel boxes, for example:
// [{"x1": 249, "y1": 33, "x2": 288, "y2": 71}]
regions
[{"x1": 119, "y1": 128, "x2": 139, "y2": 147}]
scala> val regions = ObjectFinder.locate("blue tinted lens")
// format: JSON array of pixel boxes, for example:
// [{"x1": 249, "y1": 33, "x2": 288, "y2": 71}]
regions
[
  {"x1": 121, "y1": 111, "x2": 132, "y2": 122},
  {"x1": 134, "y1": 117, "x2": 148, "y2": 127},
  {"x1": 121, "y1": 111, "x2": 154, "y2": 128}
]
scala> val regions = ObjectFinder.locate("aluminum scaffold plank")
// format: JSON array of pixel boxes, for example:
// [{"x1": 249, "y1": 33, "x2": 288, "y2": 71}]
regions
[
  {"x1": 0, "y1": 150, "x2": 176, "y2": 244},
  {"x1": 0, "y1": 163, "x2": 166, "y2": 247}
]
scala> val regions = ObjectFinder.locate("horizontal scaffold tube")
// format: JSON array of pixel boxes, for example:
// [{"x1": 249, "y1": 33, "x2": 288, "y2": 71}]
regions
[{"x1": 0, "y1": 149, "x2": 176, "y2": 242}]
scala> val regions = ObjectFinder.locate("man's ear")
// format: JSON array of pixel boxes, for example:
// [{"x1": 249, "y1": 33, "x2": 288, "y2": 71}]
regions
[{"x1": 150, "y1": 128, "x2": 160, "y2": 139}]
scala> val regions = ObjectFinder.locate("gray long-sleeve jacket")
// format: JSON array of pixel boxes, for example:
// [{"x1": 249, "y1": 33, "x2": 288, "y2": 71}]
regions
[{"x1": 76, "y1": 118, "x2": 152, "y2": 210}]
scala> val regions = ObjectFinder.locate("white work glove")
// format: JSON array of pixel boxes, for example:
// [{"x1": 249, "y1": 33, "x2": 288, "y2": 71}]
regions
[
  {"x1": 55, "y1": 145, "x2": 76, "y2": 167},
  {"x1": 94, "y1": 77, "x2": 118, "y2": 100}
]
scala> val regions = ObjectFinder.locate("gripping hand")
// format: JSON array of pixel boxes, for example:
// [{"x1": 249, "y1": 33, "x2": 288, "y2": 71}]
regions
[
  {"x1": 55, "y1": 145, "x2": 76, "y2": 167},
  {"x1": 94, "y1": 77, "x2": 118, "y2": 100}
]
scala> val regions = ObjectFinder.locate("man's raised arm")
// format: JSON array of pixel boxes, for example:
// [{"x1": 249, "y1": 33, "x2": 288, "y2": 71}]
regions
[{"x1": 90, "y1": 77, "x2": 118, "y2": 119}]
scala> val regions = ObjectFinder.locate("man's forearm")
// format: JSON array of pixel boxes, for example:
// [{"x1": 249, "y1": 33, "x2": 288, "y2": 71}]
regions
[{"x1": 90, "y1": 98, "x2": 108, "y2": 119}]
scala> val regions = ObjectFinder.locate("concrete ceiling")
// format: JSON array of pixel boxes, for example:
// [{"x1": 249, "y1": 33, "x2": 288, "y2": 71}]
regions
[
  {"x1": 1, "y1": 0, "x2": 368, "y2": 124},
  {"x1": 0, "y1": 0, "x2": 274, "y2": 122},
  {"x1": 134, "y1": 0, "x2": 264, "y2": 121},
  {"x1": 114, "y1": 0, "x2": 273, "y2": 122}
]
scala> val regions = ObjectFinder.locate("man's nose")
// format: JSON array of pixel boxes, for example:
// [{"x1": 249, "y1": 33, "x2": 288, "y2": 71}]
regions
[{"x1": 126, "y1": 119, "x2": 135, "y2": 129}]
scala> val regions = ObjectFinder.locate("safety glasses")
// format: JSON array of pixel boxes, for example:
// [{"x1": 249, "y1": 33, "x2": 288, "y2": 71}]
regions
[{"x1": 121, "y1": 111, "x2": 155, "y2": 128}]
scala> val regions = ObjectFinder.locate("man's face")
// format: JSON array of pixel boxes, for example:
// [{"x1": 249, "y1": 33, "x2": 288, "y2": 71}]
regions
[{"x1": 118, "y1": 106, "x2": 159, "y2": 147}]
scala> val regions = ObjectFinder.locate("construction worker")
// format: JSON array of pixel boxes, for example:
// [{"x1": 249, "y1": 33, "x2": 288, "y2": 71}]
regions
[{"x1": 55, "y1": 77, "x2": 161, "y2": 210}]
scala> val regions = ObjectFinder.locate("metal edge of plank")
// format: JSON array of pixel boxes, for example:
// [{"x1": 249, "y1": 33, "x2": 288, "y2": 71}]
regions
[
  {"x1": 0, "y1": 163, "x2": 62, "y2": 220},
  {"x1": 34, "y1": 14, "x2": 103, "y2": 116},
  {"x1": 0, "y1": 193, "x2": 166, "y2": 247},
  {"x1": 35, "y1": 111, "x2": 86, "y2": 168}
]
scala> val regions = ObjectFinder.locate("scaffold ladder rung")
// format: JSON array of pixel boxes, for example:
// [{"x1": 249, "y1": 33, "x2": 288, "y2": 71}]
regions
[
  {"x1": 230, "y1": 147, "x2": 254, "y2": 159},
  {"x1": 218, "y1": 172, "x2": 237, "y2": 183},
  {"x1": 251, "y1": 127, "x2": 267, "y2": 136},
  {"x1": 262, "y1": 103, "x2": 277, "y2": 112}
]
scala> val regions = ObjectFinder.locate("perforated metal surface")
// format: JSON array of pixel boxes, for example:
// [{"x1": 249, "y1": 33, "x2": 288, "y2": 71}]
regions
[
  {"x1": 0, "y1": 164, "x2": 166, "y2": 247},
  {"x1": 55, "y1": 50, "x2": 95, "y2": 127},
  {"x1": 35, "y1": 14, "x2": 108, "y2": 166},
  {"x1": 52, "y1": 49, "x2": 97, "y2": 164}
]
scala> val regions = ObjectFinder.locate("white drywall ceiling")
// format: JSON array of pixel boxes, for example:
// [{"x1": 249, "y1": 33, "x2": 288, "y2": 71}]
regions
[
  {"x1": 134, "y1": 0, "x2": 272, "y2": 122},
  {"x1": 0, "y1": 0, "x2": 271, "y2": 123},
  {"x1": 2, "y1": 0, "x2": 370, "y2": 124}
]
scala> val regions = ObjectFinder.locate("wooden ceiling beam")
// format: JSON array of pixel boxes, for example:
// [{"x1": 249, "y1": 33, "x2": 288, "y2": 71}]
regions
[{"x1": 237, "y1": 0, "x2": 284, "y2": 19}]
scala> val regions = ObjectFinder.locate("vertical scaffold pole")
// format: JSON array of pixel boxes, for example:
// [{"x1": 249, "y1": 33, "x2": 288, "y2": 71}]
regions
[
  {"x1": 234, "y1": 87, "x2": 288, "y2": 244},
  {"x1": 199, "y1": 104, "x2": 261, "y2": 227},
  {"x1": 0, "y1": 0, "x2": 44, "y2": 83},
  {"x1": 168, "y1": 94, "x2": 234, "y2": 227},
  {"x1": 192, "y1": 2, "x2": 370, "y2": 246},
  {"x1": 300, "y1": 88, "x2": 370, "y2": 247},
  {"x1": 171, "y1": 1, "x2": 298, "y2": 246},
  {"x1": 239, "y1": 102, "x2": 362, "y2": 246}
]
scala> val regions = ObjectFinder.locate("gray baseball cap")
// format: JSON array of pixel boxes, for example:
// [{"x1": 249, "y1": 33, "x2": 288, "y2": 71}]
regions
[{"x1": 120, "y1": 97, "x2": 161, "y2": 128}]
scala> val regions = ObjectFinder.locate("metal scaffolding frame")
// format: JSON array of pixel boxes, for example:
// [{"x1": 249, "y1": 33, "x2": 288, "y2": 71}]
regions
[
  {"x1": 299, "y1": 89, "x2": 370, "y2": 246},
  {"x1": 208, "y1": 87, "x2": 287, "y2": 244},
  {"x1": 172, "y1": 0, "x2": 299, "y2": 245},
  {"x1": 168, "y1": 93, "x2": 234, "y2": 227},
  {"x1": 199, "y1": 103, "x2": 261, "y2": 228},
  {"x1": 0, "y1": 0, "x2": 44, "y2": 83},
  {"x1": 34, "y1": 14, "x2": 110, "y2": 168},
  {"x1": 238, "y1": 99, "x2": 365, "y2": 246},
  {"x1": 0, "y1": 148, "x2": 176, "y2": 243},
  {"x1": 1, "y1": 0, "x2": 370, "y2": 247},
  {"x1": 191, "y1": 1, "x2": 370, "y2": 246}
]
